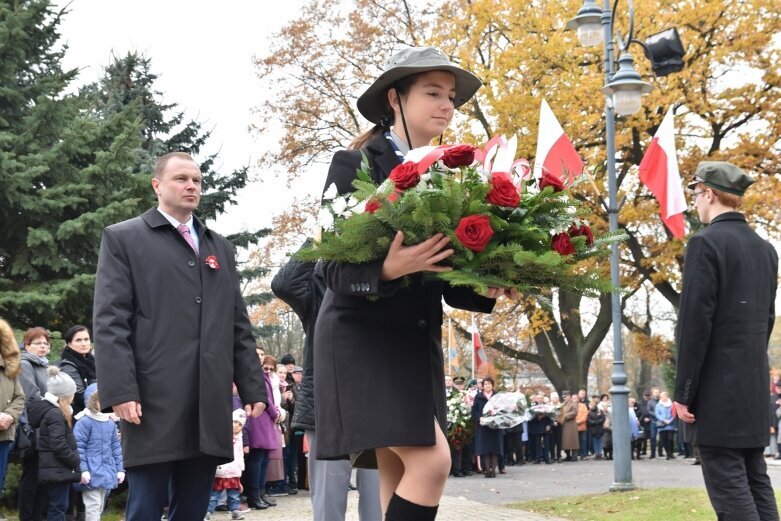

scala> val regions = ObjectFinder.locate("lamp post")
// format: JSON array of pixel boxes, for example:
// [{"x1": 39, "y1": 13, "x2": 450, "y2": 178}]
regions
[{"x1": 567, "y1": 0, "x2": 683, "y2": 492}]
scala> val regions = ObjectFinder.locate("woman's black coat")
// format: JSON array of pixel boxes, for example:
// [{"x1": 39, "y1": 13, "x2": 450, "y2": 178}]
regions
[
  {"x1": 471, "y1": 391, "x2": 503, "y2": 455},
  {"x1": 313, "y1": 134, "x2": 495, "y2": 462},
  {"x1": 27, "y1": 399, "x2": 80, "y2": 484},
  {"x1": 587, "y1": 409, "x2": 605, "y2": 437}
]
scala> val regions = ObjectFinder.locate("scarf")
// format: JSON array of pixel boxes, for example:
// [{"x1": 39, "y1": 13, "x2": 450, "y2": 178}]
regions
[
  {"x1": 61, "y1": 347, "x2": 96, "y2": 383},
  {"x1": 659, "y1": 398, "x2": 673, "y2": 408}
]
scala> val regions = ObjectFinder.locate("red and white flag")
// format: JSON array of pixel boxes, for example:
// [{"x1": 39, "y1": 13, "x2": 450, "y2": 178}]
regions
[
  {"x1": 638, "y1": 107, "x2": 686, "y2": 239},
  {"x1": 534, "y1": 99, "x2": 584, "y2": 183},
  {"x1": 472, "y1": 315, "x2": 488, "y2": 371}
]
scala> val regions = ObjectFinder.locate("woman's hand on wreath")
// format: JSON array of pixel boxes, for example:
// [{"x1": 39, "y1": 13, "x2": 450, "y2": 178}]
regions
[{"x1": 381, "y1": 231, "x2": 453, "y2": 281}]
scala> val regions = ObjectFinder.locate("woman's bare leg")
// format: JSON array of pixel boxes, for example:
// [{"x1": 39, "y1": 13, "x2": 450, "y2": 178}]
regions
[
  {"x1": 387, "y1": 420, "x2": 451, "y2": 507},
  {"x1": 375, "y1": 447, "x2": 404, "y2": 515}
]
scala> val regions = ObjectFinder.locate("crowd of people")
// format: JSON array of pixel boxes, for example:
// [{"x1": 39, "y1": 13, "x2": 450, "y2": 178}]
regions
[
  {"x1": 445, "y1": 376, "x2": 781, "y2": 478},
  {"x1": 0, "y1": 318, "x2": 310, "y2": 521}
]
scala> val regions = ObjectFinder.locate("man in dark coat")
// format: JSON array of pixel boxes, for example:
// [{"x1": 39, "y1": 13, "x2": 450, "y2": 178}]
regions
[
  {"x1": 93, "y1": 152, "x2": 267, "y2": 521},
  {"x1": 674, "y1": 161, "x2": 779, "y2": 521}
]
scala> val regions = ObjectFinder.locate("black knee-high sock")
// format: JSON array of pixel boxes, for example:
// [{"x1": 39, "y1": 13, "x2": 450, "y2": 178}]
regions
[{"x1": 385, "y1": 493, "x2": 438, "y2": 521}]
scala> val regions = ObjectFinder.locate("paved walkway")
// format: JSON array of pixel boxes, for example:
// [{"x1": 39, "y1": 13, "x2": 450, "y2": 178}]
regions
[
  {"x1": 227, "y1": 493, "x2": 560, "y2": 520},
  {"x1": 222, "y1": 454, "x2": 781, "y2": 519}
]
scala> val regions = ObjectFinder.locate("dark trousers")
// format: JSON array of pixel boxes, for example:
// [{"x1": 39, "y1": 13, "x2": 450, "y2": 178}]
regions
[
  {"x1": 459, "y1": 443, "x2": 473, "y2": 474},
  {"x1": 660, "y1": 430, "x2": 675, "y2": 458},
  {"x1": 578, "y1": 431, "x2": 589, "y2": 457},
  {"x1": 125, "y1": 456, "x2": 218, "y2": 521},
  {"x1": 245, "y1": 448, "x2": 270, "y2": 498},
  {"x1": 284, "y1": 432, "x2": 302, "y2": 487},
  {"x1": 699, "y1": 445, "x2": 779, "y2": 521},
  {"x1": 527, "y1": 432, "x2": 538, "y2": 461},
  {"x1": 649, "y1": 422, "x2": 658, "y2": 456},
  {"x1": 19, "y1": 452, "x2": 47, "y2": 521},
  {"x1": 533, "y1": 433, "x2": 550, "y2": 462},
  {"x1": 505, "y1": 430, "x2": 523, "y2": 464},
  {"x1": 549, "y1": 424, "x2": 562, "y2": 461},
  {"x1": 44, "y1": 482, "x2": 70, "y2": 521}
]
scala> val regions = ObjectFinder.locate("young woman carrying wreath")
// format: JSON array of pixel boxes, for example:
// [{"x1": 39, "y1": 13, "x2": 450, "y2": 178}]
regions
[{"x1": 313, "y1": 46, "x2": 513, "y2": 521}]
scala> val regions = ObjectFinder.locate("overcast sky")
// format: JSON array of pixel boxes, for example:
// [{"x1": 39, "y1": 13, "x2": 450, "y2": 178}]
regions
[{"x1": 55, "y1": 0, "x2": 320, "y2": 236}]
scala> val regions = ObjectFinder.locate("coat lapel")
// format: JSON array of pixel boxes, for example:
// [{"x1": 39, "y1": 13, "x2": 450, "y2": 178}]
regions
[{"x1": 365, "y1": 133, "x2": 401, "y2": 183}]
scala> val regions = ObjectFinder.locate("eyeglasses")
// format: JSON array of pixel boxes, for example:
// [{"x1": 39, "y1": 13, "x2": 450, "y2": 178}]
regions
[
  {"x1": 262, "y1": 367, "x2": 273, "y2": 372},
  {"x1": 690, "y1": 190, "x2": 707, "y2": 200},
  {"x1": 29, "y1": 341, "x2": 50, "y2": 347}
]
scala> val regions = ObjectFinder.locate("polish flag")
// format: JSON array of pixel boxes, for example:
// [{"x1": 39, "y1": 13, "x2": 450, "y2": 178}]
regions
[
  {"x1": 638, "y1": 107, "x2": 686, "y2": 239},
  {"x1": 534, "y1": 99, "x2": 584, "y2": 183}
]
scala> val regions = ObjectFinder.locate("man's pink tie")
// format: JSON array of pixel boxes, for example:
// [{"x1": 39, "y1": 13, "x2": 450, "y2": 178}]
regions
[{"x1": 177, "y1": 224, "x2": 198, "y2": 256}]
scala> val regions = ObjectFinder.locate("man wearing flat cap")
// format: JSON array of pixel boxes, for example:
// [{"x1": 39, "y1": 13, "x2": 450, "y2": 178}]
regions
[{"x1": 674, "y1": 161, "x2": 779, "y2": 520}]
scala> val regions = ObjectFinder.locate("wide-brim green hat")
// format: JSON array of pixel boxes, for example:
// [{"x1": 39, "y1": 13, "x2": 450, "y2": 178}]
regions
[{"x1": 357, "y1": 46, "x2": 483, "y2": 125}]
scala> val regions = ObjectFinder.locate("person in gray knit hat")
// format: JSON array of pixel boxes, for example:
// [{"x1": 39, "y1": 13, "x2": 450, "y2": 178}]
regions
[{"x1": 26, "y1": 366, "x2": 81, "y2": 519}]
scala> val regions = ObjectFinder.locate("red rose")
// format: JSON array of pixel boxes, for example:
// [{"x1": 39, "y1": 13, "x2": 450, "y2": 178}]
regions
[
  {"x1": 389, "y1": 161, "x2": 420, "y2": 191},
  {"x1": 455, "y1": 215, "x2": 494, "y2": 253},
  {"x1": 486, "y1": 172, "x2": 520, "y2": 208},
  {"x1": 387, "y1": 191, "x2": 399, "y2": 203},
  {"x1": 551, "y1": 233, "x2": 576, "y2": 255},
  {"x1": 539, "y1": 171, "x2": 566, "y2": 192},
  {"x1": 569, "y1": 224, "x2": 594, "y2": 246},
  {"x1": 441, "y1": 144, "x2": 477, "y2": 168},
  {"x1": 364, "y1": 199, "x2": 381, "y2": 213}
]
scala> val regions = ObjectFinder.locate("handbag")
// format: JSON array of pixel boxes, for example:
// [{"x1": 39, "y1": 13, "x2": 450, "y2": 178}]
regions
[{"x1": 10, "y1": 421, "x2": 36, "y2": 461}]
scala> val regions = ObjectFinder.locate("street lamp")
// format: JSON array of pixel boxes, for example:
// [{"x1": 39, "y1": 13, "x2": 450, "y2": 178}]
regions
[{"x1": 567, "y1": 0, "x2": 683, "y2": 492}]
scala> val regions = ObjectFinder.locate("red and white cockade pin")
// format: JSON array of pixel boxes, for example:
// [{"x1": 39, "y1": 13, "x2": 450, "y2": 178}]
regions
[{"x1": 205, "y1": 255, "x2": 220, "y2": 270}]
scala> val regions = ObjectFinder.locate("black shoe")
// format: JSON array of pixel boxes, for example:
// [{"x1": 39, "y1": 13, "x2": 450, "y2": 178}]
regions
[
  {"x1": 247, "y1": 497, "x2": 268, "y2": 510},
  {"x1": 259, "y1": 494, "x2": 276, "y2": 507},
  {"x1": 215, "y1": 505, "x2": 229, "y2": 512},
  {"x1": 452, "y1": 472, "x2": 465, "y2": 477},
  {"x1": 288, "y1": 487, "x2": 298, "y2": 495},
  {"x1": 463, "y1": 470, "x2": 473, "y2": 476},
  {"x1": 650, "y1": 454, "x2": 656, "y2": 459}
]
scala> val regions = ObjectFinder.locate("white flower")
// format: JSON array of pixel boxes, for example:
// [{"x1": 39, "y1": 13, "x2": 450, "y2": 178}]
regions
[
  {"x1": 345, "y1": 195, "x2": 360, "y2": 209},
  {"x1": 331, "y1": 196, "x2": 348, "y2": 217},
  {"x1": 323, "y1": 183, "x2": 338, "y2": 201},
  {"x1": 317, "y1": 207, "x2": 334, "y2": 230}
]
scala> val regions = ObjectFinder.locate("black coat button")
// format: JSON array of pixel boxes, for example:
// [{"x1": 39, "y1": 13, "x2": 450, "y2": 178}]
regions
[
  {"x1": 195, "y1": 297, "x2": 202, "y2": 304},
  {"x1": 188, "y1": 260, "x2": 196, "y2": 267},
  {"x1": 417, "y1": 319, "x2": 428, "y2": 329}
]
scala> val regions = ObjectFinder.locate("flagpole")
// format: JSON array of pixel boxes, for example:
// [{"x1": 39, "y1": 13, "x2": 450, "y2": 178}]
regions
[
  {"x1": 448, "y1": 317, "x2": 453, "y2": 377},
  {"x1": 470, "y1": 313, "x2": 475, "y2": 381}
]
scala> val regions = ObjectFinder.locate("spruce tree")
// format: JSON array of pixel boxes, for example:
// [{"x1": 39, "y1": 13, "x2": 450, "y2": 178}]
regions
[
  {"x1": 0, "y1": 5, "x2": 269, "y2": 331},
  {"x1": 82, "y1": 53, "x2": 274, "y2": 316},
  {"x1": 0, "y1": 0, "x2": 146, "y2": 330}
]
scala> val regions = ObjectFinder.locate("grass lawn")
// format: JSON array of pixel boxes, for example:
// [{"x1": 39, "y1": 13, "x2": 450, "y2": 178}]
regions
[{"x1": 510, "y1": 488, "x2": 781, "y2": 521}]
